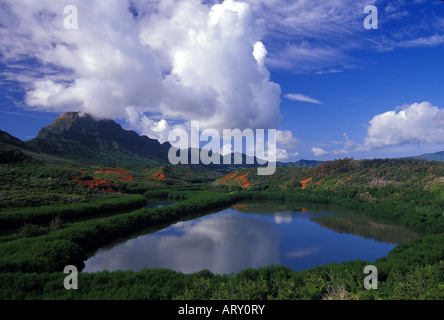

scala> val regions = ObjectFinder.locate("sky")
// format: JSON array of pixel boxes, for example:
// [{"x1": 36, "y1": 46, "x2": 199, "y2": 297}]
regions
[{"x1": 0, "y1": 0, "x2": 444, "y2": 162}]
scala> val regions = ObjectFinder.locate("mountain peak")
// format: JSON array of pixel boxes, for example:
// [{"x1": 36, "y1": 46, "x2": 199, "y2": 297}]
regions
[
  {"x1": 38, "y1": 112, "x2": 101, "y2": 137},
  {"x1": 28, "y1": 112, "x2": 171, "y2": 164}
]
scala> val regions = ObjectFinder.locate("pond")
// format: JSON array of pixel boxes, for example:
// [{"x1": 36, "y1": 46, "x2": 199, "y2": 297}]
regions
[
  {"x1": 146, "y1": 200, "x2": 176, "y2": 209},
  {"x1": 83, "y1": 201, "x2": 417, "y2": 275}
]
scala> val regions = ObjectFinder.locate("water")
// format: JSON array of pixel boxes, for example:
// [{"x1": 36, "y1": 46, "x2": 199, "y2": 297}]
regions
[
  {"x1": 83, "y1": 202, "x2": 417, "y2": 274},
  {"x1": 146, "y1": 200, "x2": 176, "y2": 208}
]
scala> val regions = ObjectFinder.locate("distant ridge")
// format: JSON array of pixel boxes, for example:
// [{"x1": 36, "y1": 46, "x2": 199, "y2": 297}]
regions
[
  {"x1": 5, "y1": 114, "x2": 442, "y2": 167},
  {"x1": 18, "y1": 112, "x2": 283, "y2": 168},
  {"x1": 0, "y1": 129, "x2": 28, "y2": 149},
  {"x1": 0, "y1": 129, "x2": 31, "y2": 163},
  {"x1": 276, "y1": 159, "x2": 322, "y2": 167},
  {"x1": 409, "y1": 151, "x2": 444, "y2": 162}
]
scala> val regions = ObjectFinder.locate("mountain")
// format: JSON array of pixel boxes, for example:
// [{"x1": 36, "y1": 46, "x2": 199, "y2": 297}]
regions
[
  {"x1": 26, "y1": 112, "x2": 171, "y2": 165},
  {"x1": 0, "y1": 130, "x2": 29, "y2": 149},
  {"x1": 3, "y1": 112, "x2": 322, "y2": 168},
  {"x1": 0, "y1": 130, "x2": 33, "y2": 164},
  {"x1": 276, "y1": 159, "x2": 321, "y2": 167},
  {"x1": 22, "y1": 112, "x2": 277, "y2": 168},
  {"x1": 411, "y1": 151, "x2": 444, "y2": 162}
]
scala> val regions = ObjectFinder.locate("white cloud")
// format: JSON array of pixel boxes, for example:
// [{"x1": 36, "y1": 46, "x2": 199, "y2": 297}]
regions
[
  {"x1": 125, "y1": 107, "x2": 174, "y2": 144},
  {"x1": 253, "y1": 41, "x2": 268, "y2": 69},
  {"x1": 240, "y1": 0, "x2": 443, "y2": 72},
  {"x1": 244, "y1": 0, "x2": 374, "y2": 43},
  {"x1": 327, "y1": 102, "x2": 444, "y2": 155},
  {"x1": 0, "y1": 0, "x2": 282, "y2": 135},
  {"x1": 398, "y1": 34, "x2": 444, "y2": 49},
  {"x1": 274, "y1": 148, "x2": 290, "y2": 161},
  {"x1": 221, "y1": 143, "x2": 233, "y2": 156},
  {"x1": 241, "y1": 0, "x2": 379, "y2": 72},
  {"x1": 284, "y1": 93, "x2": 323, "y2": 105},
  {"x1": 311, "y1": 147, "x2": 328, "y2": 157},
  {"x1": 271, "y1": 130, "x2": 301, "y2": 161},
  {"x1": 219, "y1": 128, "x2": 300, "y2": 162},
  {"x1": 364, "y1": 102, "x2": 444, "y2": 148},
  {"x1": 276, "y1": 130, "x2": 300, "y2": 147},
  {"x1": 375, "y1": 34, "x2": 444, "y2": 52},
  {"x1": 332, "y1": 133, "x2": 362, "y2": 155},
  {"x1": 325, "y1": 102, "x2": 444, "y2": 156}
]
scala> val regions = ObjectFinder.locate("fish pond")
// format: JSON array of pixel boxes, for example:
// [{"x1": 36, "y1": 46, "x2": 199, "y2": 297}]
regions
[{"x1": 83, "y1": 201, "x2": 417, "y2": 274}]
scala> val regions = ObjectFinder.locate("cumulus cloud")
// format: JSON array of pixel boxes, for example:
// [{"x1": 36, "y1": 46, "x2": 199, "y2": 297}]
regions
[
  {"x1": 332, "y1": 133, "x2": 362, "y2": 155},
  {"x1": 311, "y1": 147, "x2": 328, "y2": 157},
  {"x1": 125, "y1": 107, "x2": 174, "y2": 144},
  {"x1": 272, "y1": 148, "x2": 290, "y2": 162},
  {"x1": 221, "y1": 143, "x2": 233, "y2": 156},
  {"x1": 276, "y1": 130, "x2": 300, "y2": 148},
  {"x1": 217, "y1": 128, "x2": 299, "y2": 162},
  {"x1": 235, "y1": 129, "x2": 294, "y2": 162},
  {"x1": 324, "y1": 102, "x2": 444, "y2": 156},
  {"x1": 364, "y1": 102, "x2": 444, "y2": 148},
  {"x1": 268, "y1": 130, "x2": 300, "y2": 161},
  {"x1": 0, "y1": 0, "x2": 282, "y2": 135}
]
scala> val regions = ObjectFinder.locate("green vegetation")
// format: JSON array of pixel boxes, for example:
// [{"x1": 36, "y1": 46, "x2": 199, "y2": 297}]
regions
[
  {"x1": 0, "y1": 194, "x2": 147, "y2": 229},
  {"x1": 1, "y1": 178, "x2": 443, "y2": 299},
  {"x1": 1, "y1": 126, "x2": 443, "y2": 300}
]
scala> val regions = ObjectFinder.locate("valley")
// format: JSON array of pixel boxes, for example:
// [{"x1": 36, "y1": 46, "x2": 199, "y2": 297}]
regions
[{"x1": 0, "y1": 113, "x2": 443, "y2": 300}]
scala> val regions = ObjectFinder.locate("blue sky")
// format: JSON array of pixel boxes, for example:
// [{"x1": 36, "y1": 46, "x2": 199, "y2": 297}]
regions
[{"x1": 1, "y1": 0, "x2": 444, "y2": 161}]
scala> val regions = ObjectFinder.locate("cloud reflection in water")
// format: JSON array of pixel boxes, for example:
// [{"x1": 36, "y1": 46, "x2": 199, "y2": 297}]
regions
[
  {"x1": 84, "y1": 211, "x2": 282, "y2": 274},
  {"x1": 83, "y1": 204, "x2": 414, "y2": 274}
]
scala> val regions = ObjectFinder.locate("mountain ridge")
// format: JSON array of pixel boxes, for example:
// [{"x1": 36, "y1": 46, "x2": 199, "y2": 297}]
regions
[
  {"x1": 26, "y1": 112, "x2": 171, "y2": 165},
  {"x1": 5, "y1": 111, "x2": 442, "y2": 167},
  {"x1": 409, "y1": 151, "x2": 444, "y2": 162},
  {"x1": 17, "y1": 112, "x2": 314, "y2": 169},
  {"x1": 0, "y1": 129, "x2": 33, "y2": 164}
]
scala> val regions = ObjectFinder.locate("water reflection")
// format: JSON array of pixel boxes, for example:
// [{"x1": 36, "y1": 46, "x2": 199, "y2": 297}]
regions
[
  {"x1": 84, "y1": 211, "x2": 282, "y2": 274},
  {"x1": 146, "y1": 200, "x2": 175, "y2": 208},
  {"x1": 83, "y1": 202, "x2": 418, "y2": 274},
  {"x1": 273, "y1": 212, "x2": 293, "y2": 224},
  {"x1": 232, "y1": 202, "x2": 418, "y2": 244}
]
